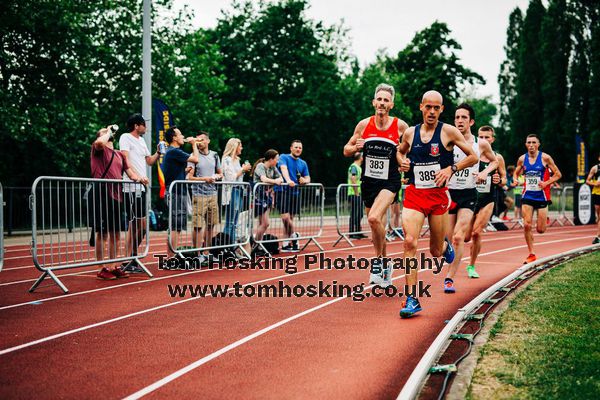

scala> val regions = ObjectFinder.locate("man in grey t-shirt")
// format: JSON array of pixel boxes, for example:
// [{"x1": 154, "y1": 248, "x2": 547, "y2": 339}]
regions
[{"x1": 186, "y1": 131, "x2": 222, "y2": 252}]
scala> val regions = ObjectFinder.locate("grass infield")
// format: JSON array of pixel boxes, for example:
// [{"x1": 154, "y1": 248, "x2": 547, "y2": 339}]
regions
[{"x1": 467, "y1": 251, "x2": 600, "y2": 399}]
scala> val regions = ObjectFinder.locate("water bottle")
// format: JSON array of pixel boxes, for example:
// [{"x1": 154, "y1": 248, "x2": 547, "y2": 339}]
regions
[
  {"x1": 108, "y1": 124, "x2": 118, "y2": 137},
  {"x1": 158, "y1": 141, "x2": 167, "y2": 155}
]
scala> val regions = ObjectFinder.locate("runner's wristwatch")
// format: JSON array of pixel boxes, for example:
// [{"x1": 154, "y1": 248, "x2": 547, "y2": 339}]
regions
[{"x1": 451, "y1": 164, "x2": 458, "y2": 173}]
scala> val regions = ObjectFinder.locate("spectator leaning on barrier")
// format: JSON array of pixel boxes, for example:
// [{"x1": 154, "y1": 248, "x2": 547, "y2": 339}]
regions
[
  {"x1": 347, "y1": 152, "x2": 366, "y2": 239},
  {"x1": 162, "y1": 126, "x2": 199, "y2": 259},
  {"x1": 91, "y1": 126, "x2": 146, "y2": 280},
  {"x1": 252, "y1": 149, "x2": 283, "y2": 248},
  {"x1": 221, "y1": 138, "x2": 251, "y2": 243},
  {"x1": 275, "y1": 139, "x2": 311, "y2": 252},
  {"x1": 186, "y1": 131, "x2": 222, "y2": 261},
  {"x1": 119, "y1": 113, "x2": 161, "y2": 273}
]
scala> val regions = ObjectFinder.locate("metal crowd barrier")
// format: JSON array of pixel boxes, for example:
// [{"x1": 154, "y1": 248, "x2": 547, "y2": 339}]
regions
[
  {"x1": 334, "y1": 184, "x2": 369, "y2": 247},
  {"x1": 252, "y1": 182, "x2": 324, "y2": 255},
  {"x1": 0, "y1": 182, "x2": 4, "y2": 272},
  {"x1": 507, "y1": 185, "x2": 567, "y2": 229},
  {"x1": 30, "y1": 177, "x2": 152, "y2": 293},
  {"x1": 552, "y1": 185, "x2": 575, "y2": 226},
  {"x1": 335, "y1": 183, "x2": 427, "y2": 247},
  {"x1": 167, "y1": 181, "x2": 252, "y2": 260}
]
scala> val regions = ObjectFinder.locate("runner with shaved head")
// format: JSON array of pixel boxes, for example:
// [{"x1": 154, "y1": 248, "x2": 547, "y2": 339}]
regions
[{"x1": 397, "y1": 90, "x2": 477, "y2": 318}]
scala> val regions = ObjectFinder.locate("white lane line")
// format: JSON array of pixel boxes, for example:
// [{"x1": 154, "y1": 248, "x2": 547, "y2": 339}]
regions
[
  {"x1": 0, "y1": 231, "x2": 345, "y2": 270},
  {"x1": 0, "y1": 228, "x2": 582, "y2": 308},
  {"x1": 0, "y1": 234, "x2": 588, "y2": 361},
  {"x1": 0, "y1": 242, "x2": 423, "y2": 357},
  {"x1": 0, "y1": 238, "x2": 385, "y2": 310},
  {"x1": 122, "y1": 234, "x2": 592, "y2": 399}
]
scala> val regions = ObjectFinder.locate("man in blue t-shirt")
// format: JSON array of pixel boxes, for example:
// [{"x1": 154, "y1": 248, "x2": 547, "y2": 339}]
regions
[
  {"x1": 276, "y1": 139, "x2": 311, "y2": 252},
  {"x1": 162, "y1": 126, "x2": 199, "y2": 258}
]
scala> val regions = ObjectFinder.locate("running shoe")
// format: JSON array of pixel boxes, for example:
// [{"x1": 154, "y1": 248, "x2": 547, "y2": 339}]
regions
[
  {"x1": 381, "y1": 259, "x2": 393, "y2": 287},
  {"x1": 400, "y1": 296, "x2": 422, "y2": 318},
  {"x1": 122, "y1": 260, "x2": 145, "y2": 273},
  {"x1": 466, "y1": 265, "x2": 479, "y2": 279},
  {"x1": 593, "y1": 237, "x2": 600, "y2": 245},
  {"x1": 444, "y1": 278, "x2": 456, "y2": 293},
  {"x1": 369, "y1": 258, "x2": 385, "y2": 285},
  {"x1": 111, "y1": 268, "x2": 130, "y2": 279},
  {"x1": 443, "y1": 237, "x2": 455, "y2": 264},
  {"x1": 97, "y1": 267, "x2": 117, "y2": 280},
  {"x1": 523, "y1": 253, "x2": 537, "y2": 264},
  {"x1": 281, "y1": 243, "x2": 299, "y2": 252}
]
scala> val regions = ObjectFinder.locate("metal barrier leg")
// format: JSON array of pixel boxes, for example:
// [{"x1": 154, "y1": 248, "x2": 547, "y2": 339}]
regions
[
  {"x1": 301, "y1": 237, "x2": 324, "y2": 252},
  {"x1": 29, "y1": 270, "x2": 69, "y2": 294},
  {"x1": 333, "y1": 233, "x2": 354, "y2": 248},
  {"x1": 133, "y1": 258, "x2": 153, "y2": 278},
  {"x1": 237, "y1": 244, "x2": 251, "y2": 259}
]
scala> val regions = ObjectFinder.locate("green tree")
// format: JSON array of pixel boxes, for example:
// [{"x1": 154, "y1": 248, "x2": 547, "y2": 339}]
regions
[
  {"x1": 587, "y1": 2, "x2": 600, "y2": 152},
  {"x1": 497, "y1": 7, "x2": 523, "y2": 158},
  {"x1": 565, "y1": 1, "x2": 591, "y2": 156},
  {"x1": 385, "y1": 21, "x2": 485, "y2": 125},
  {"x1": 541, "y1": 0, "x2": 572, "y2": 177},
  {"x1": 0, "y1": 0, "x2": 225, "y2": 186},
  {"x1": 462, "y1": 96, "x2": 497, "y2": 132},
  {"x1": 512, "y1": 0, "x2": 545, "y2": 150},
  {"x1": 207, "y1": 0, "x2": 352, "y2": 185}
]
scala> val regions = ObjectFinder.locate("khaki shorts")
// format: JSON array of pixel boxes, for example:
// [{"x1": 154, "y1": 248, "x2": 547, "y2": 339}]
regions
[{"x1": 192, "y1": 195, "x2": 219, "y2": 229}]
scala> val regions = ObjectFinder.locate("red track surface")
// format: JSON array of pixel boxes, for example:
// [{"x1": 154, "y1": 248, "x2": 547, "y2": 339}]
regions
[{"x1": 0, "y1": 225, "x2": 596, "y2": 399}]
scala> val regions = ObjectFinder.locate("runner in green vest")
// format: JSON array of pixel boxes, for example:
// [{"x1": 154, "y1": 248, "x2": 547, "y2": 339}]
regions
[{"x1": 347, "y1": 152, "x2": 365, "y2": 238}]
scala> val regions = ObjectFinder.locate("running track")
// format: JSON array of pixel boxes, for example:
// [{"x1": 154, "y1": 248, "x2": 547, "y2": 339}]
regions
[{"x1": 0, "y1": 224, "x2": 596, "y2": 399}]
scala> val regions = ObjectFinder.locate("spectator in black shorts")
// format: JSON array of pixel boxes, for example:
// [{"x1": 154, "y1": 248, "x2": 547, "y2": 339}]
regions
[
  {"x1": 91, "y1": 126, "x2": 145, "y2": 280},
  {"x1": 275, "y1": 140, "x2": 311, "y2": 252},
  {"x1": 252, "y1": 150, "x2": 283, "y2": 242},
  {"x1": 162, "y1": 126, "x2": 199, "y2": 259},
  {"x1": 119, "y1": 113, "x2": 158, "y2": 272}
]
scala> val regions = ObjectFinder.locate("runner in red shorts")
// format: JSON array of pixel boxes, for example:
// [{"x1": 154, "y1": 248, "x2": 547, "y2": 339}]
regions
[{"x1": 397, "y1": 90, "x2": 477, "y2": 318}]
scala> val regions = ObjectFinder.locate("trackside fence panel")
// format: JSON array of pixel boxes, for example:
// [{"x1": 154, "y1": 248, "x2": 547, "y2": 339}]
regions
[
  {"x1": 30, "y1": 176, "x2": 151, "y2": 293},
  {"x1": 252, "y1": 182, "x2": 324, "y2": 255},
  {"x1": 167, "y1": 181, "x2": 252, "y2": 260}
]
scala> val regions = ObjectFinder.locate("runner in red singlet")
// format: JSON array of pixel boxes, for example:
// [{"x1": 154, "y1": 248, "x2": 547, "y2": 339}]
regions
[{"x1": 343, "y1": 83, "x2": 409, "y2": 287}]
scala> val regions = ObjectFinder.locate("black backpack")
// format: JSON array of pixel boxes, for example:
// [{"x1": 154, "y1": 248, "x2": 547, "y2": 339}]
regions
[
  {"x1": 260, "y1": 234, "x2": 280, "y2": 255},
  {"x1": 210, "y1": 232, "x2": 237, "y2": 261}
]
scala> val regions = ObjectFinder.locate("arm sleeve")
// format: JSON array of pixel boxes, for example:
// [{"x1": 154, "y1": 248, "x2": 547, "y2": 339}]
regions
[
  {"x1": 301, "y1": 160, "x2": 310, "y2": 177},
  {"x1": 277, "y1": 154, "x2": 288, "y2": 170},
  {"x1": 254, "y1": 163, "x2": 266, "y2": 179},
  {"x1": 175, "y1": 149, "x2": 190, "y2": 164},
  {"x1": 119, "y1": 135, "x2": 132, "y2": 152}
]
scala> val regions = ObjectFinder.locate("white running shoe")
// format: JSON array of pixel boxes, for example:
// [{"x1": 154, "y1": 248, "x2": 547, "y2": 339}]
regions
[
  {"x1": 369, "y1": 258, "x2": 385, "y2": 285},
  {"x1": 381, "y1": 259, "x2": 393, "y2": 287}
]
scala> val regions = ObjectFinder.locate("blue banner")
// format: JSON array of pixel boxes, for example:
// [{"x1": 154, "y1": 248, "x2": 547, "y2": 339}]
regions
[{"x1": 153, "y1": 99, "x2": 173, "y2": 198}]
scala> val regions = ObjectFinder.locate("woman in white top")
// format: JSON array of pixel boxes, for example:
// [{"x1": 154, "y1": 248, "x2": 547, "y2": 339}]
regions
[{"x1": 222, "y1": 138, "x2": 251, "y2": 242}]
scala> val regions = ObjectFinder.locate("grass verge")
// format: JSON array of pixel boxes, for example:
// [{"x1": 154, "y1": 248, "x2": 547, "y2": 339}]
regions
[{"x1": 467, "y1": 251, "x2": 600, "y2": 399}]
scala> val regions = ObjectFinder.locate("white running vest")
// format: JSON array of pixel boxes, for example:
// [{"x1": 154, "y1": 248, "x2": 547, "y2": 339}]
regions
[{"x1": 448, "y1": 137, "x2": 480, "y2": 190}]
